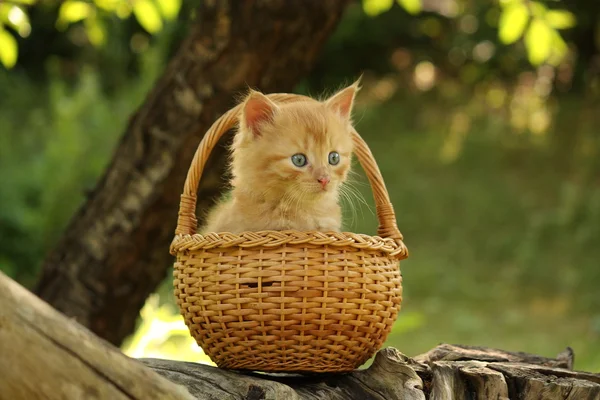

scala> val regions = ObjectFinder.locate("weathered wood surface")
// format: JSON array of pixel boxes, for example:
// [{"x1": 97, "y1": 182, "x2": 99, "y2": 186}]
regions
[
  {"x1": 142, "y1": 344, "x2": 600, "y2": 400},
  {"x1": 0, "y1": 271, "x2": 193, "y2": 400},
  {"x1": 143, "y1": 348, "x2": 425, "y2": 400},
  {"x1": 2, "y1": 271, "x2": 599, "y2": 400},
  {"x1": 34, "y1": 0, "x2": 350, "y2": 346}
]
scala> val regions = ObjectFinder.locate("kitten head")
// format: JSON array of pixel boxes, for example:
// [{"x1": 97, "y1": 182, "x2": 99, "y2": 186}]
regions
[{"x1": 230, "y1": 82, "x2": 360, "y2": 201}]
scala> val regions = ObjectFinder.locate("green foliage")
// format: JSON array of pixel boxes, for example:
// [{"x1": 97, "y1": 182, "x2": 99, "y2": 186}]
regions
[
  {"x1": 363, "y1": 0, "x2": 421, "y2": 17},
  {"x1": 397, "y1": 0, "x2": 421, "y2": 15},
  {"x1": 498, "y1": 0, "x2": 575, "y2": 65},
  {"x1": 133, "y1": 0, "x2": 163, "y2": 34},
  {"x1": 0, "y1": 0, "x2": 181, "y2": 68},
  {"x1": 0, "y1": 46, "x2": 166, "y2": 285},
  {"x1": 56, "y1": 1, "x2": 92, "y2": 29},
  {"x1": 498, "y1": 2, "x2": 529, "y2": 44},
  {"x1": 360, "y1": 0, "x2": 576, "y2": 67},
  {"x1": 0, "y1": 1, "x2": 33, "y2": 69},
  {"x1": 545, "y1": 9, "x2": 576, "y2": 29},
  {"x1": 156, "y1": 0, "x2": 181, "y2": 20},
  {"x1": 525, "y1": 18, "x2": 554, "y2": 65},
  {"x1": 0, "y1": 27, "x2": 17, "y2": 68},
  {"x1": 0, "y1": 2, "x2": 31, "y2": 35},
  {"x1": 363, "y1": 0, "x2": 393, "y2": 17}
]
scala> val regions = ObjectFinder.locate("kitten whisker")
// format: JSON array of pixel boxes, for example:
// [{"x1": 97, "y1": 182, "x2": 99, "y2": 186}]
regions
[
  {"x1": 339, "y1": 187, "x2": 357, "y2": 230},
  {"x1": 346, "y1": 171, "x2": 369, "y2": 187},
  {"x1": 281, "y1": 183, "x2": 302, "y2": 215},
  {"x1": 346, "y1": 188, "x2": 362, "y2": 229},
  {"x1": 343, "y1": 183, "x2": 372, "y2": 211},
  {"x1": 339, "y1": 182, "x2": 374, "y2": 230},
  {"x1": 292, "y1": 187, "x2": 310, "y2": 223}
]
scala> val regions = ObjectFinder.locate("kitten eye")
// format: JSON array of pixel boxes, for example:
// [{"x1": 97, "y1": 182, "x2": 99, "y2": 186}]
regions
[
  {"x1": 328, "y1": 151, "x2": 340, "y2": 165},
  {"x1": 291, "y1": 153, "x2": 307, "y2": 167}
]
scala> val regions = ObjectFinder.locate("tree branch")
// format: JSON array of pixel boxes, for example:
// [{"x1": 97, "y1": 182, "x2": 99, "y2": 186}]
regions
[{"x1": 0, "y1": 271, "x2": 193, "y2": 400}]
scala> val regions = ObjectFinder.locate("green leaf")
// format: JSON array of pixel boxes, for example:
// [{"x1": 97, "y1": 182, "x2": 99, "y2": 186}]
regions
[
  {"x1": 548, "y1": 30, "x2": 569, "y2": 65},
  {"x1": 133, "y1": 0, "x2": 163, "y2": 34},
  {"x1": 156, "y1": 0, "x2": 181, "y2": 21},
  {"x1": 56, "y1": 1, "x2": 92, "y2": 30},
  {"x1": 85, "y1": 15, "x2": 105, "y2": 46},
  {"x1": 545, "y1": 10, "x2": 576, "y2": 30},
  {"x1": 498, "y1": 2, "x2": 529, "y2": 44},
  {"x1": 8, "y1": 0, "x2": 36, "y2": 4},
  {"x1": 94, "y1": 0, "x2": 120, "y2": 12},
  {"x1": 362, "y1": 0, "x2": 393, "y2": 17},
  {"x1": 499, "y1": 0, "x2": 520, "y2": 8},
  {"x1": 397, "y1": 0, "x2": 421, "y2": 15},
  {"x1": 0, "y1": 28, "x2": 18, "y2": 68},
  {"x1": 0, "y1": 4, "x2": 10, "y2": 22},
  {"x1": 529, "y1": 1, "x2": 547, "y2": 18},
  {"x1": 525, "y1": 18, "x2": 553, "y2": 65}
]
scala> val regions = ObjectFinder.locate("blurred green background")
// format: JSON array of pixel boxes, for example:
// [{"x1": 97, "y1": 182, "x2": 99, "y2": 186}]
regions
[{"x1": 1, "y1": 0, "x2": 599, "y2": 371}]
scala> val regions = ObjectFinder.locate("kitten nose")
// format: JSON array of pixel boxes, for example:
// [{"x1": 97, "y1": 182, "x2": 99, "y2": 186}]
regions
[{"x1": 317, "y1": 177, "x2": 330, "y2": 189}]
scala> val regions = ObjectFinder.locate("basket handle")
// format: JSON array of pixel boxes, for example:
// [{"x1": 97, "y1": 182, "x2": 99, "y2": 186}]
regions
[{"x1": 175, "y1": 93, "x2": 407, "y2": 256}]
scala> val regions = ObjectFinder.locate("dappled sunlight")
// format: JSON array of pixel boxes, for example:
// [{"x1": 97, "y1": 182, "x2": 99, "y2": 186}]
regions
[
  {"x1": 486, "y1": 86, "x2": 507, "y2": 109},
  {"x1": 122, "y1": 294, "x2": 214, "y2": 366},
  {"x1": 413, "y1": 61, "x2": 436, "y2": 91}
]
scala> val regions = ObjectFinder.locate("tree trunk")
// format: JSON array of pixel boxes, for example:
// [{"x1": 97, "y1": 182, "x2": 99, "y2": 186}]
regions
[
  {"x1": 34, "y1": 0, "x2": 350, "y2": 346},
  {"x1": 3, "y1": 271, "x2": 599, "y2": 400}
]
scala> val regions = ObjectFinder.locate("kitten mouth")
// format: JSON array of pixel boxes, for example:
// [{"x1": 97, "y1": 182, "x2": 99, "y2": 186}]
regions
[
  {"x1": 309, "y1": 184, "x2": 328, "y2": 193},
  {"x1": 304, "y1": 183, "x2": 333, "y2": 195}
]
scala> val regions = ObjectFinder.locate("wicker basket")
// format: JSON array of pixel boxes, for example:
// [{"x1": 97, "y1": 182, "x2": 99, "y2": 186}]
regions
[{"x1": 170, "y1": 93, "x2": 408, "y2": 373}]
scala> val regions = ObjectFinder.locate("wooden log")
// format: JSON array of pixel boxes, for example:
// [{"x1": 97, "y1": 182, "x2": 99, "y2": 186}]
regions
[
  {"x1": 141, "y1": 345, "x2": 600, "y2": 400},
  {"x1": 141, "y1": 348, "x2": 425, "y2": 400},
  {"x1": 0, "y1": 271, "x2": 193, "y2": 400},
  {"x1": 2, "y1": 271, "x2": 599, "y2": 400}
]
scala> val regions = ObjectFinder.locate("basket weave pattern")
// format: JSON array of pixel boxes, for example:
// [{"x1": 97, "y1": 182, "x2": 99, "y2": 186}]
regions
[{"x1": 171, "y1": 94, "x2": 408, "y2": 373}]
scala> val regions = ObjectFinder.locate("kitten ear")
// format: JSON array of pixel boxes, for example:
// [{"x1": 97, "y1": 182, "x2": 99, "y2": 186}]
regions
[
  {"x1": 242, "y1": 90, "x2": 279, "y2": 137},
  {"x1": 325, "y1": 79, "x2": 361, "y2": 121}
]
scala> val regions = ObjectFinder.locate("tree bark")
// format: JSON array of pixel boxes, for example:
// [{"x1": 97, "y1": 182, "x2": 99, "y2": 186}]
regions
[
  {"x1": 3, "y1": 270, "x2": 600, "y2": 400},
  {"x1": 34, "y1": 0, "x2": 350, "y2": 346}
]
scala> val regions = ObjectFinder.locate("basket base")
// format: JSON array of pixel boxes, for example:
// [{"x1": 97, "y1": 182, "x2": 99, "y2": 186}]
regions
[{"x1": 212, "y1": 357, "x2": 368, "y2": 374}]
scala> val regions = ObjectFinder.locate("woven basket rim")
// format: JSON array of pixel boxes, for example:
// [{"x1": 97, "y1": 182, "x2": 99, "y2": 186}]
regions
[
  {"x1": 172, "y1": 92, "x2": 409, "y2": 262},
  {"x1": 170, "y1": 230, "x2": 407, "y2": 258}
]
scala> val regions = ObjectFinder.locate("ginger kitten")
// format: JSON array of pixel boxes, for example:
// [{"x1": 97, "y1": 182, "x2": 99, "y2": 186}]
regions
[{"x1": 202, "y1": 82, "x2": 359, "y2": 234}]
